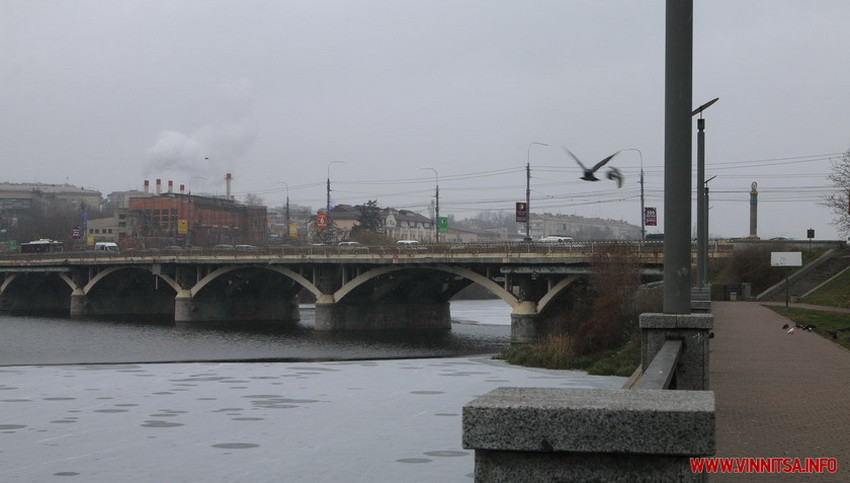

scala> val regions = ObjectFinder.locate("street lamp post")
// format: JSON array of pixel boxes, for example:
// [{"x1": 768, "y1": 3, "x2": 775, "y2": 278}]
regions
[
  {"x1": 525, "y1": 141, "x2": 548, "y2": 241},
  {"x1": 692, "y1": 97, "x2": 719, "y2": 289},
  {"x1": 622, "y1": 148, "x2": 645, "y2": 240},
  {"x1": 701, "y1": 175, "x2": 717, "y2": 287},
  {"x1": 277, "y1": 181, "x2": 291, "y2": 238},
  {"x1": 326, "y1": 161, "x2": 346, "y2": 242},
  {"x1": 421, "y1": 168, "x2": 440, "y2": 243}
]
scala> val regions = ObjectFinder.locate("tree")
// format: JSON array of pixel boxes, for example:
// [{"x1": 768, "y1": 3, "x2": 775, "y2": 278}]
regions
[
  {"x1": 351, "y1": 200, "x2": 383, "y2": 234},
  {"x1": 244, "y1": 193, "x2": 265, "y2": 207},
  {"x1": 824, "y1": 148, "x2": 850, "y2": 237}
]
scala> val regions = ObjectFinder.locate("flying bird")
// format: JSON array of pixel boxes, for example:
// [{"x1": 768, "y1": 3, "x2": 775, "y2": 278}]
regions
[
  {"x1": 606, "y1": 167, "x2": 624, "y2": 188},
  {"x1": 563, "y1": 147, "x2": 621, "y2": 182}
]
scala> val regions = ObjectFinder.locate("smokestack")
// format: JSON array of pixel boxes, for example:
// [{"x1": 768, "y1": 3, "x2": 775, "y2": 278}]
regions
[
  {"x1": 226, "y1": 173, "x2": 233, "y2": 200},
  {"x1": 179, "y1": 184, "x2": 185, "y2": 194},
  {"x1": 167, "y1": 180, "x2": 174, "y2": 193},
  {"x1": 143, "y1": 180, "x2": 149, "y2": 194},
  {"x1": 156, "y1": 179, "x2": 162, "y2": 195}
]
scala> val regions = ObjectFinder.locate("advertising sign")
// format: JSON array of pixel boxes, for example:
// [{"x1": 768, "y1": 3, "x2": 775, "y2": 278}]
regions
[
  {"x1": 71, "y1": 226, "x2": 81, "y2": 239},
  {"x1": 515, "y1": 202, "x2": 528, "y2": 223},
  {"x1": 289, "y1": 222, "x2": 298, "y2": 237},
  {"x1": 316, "y1": 211, "x2": 328, "y2": 229},
  {"x1": 86, "y1": 234, "x2": 95, "y2": 246},
  {"x1": 177, "y1": 219, "x2": 188, "y2": 235},
  {"x1": 437, "y1": 217, "x2": 448, "y2": 233},
  {"x1": 644, "y1": 207, "x2": 657, "y2": 226},
  {"x1": 770, "y1": 252, "x2": 802, "y2": 267}
]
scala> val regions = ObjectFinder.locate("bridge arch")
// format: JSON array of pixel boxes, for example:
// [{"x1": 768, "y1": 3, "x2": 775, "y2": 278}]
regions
[
  {"x1": 332, "y1": 264, "x2": 519, "y2": 307},
  {"x1": 190, "y1": 265, "x2": 322, "y2": 299},
  {"x1": 536, "y1": 275, "x2": 581, "y2": 315},
  {"x1": 81, "y1": 267, "x2": 182, "y2": 295}
]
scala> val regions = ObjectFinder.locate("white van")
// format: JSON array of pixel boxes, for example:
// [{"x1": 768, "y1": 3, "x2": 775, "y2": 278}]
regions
[
  {"x1": 538, "y1": 236, "x2": 574, "y2": 243},
  {"x1": 94, "y1": 242, "x2": 119, "y2": 252}
]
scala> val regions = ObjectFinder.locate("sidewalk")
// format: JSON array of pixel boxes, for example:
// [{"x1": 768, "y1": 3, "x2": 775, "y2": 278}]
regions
[{"x1": 710, "y1": 301, "x2": 850, "y2": 481}]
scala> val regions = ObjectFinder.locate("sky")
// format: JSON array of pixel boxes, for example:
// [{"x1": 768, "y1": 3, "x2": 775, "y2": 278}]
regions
[{"x1": 2, "y1": 0, "x2": 849, "y2": 240}]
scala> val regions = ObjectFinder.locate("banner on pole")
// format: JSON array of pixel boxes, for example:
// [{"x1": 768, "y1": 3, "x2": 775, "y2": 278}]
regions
[
  {"x1": 515, "y1": 202, "x2": 528, "y2": 223},
  {"x1": 644, "y1": 207, "x2": 657, "y2": 226},
  {"x1": 437, "y1": 217, "x2": 448, "y2": 233},
  {"x1": 316, "y1": 211, "x2": 328, "y2": 229}
]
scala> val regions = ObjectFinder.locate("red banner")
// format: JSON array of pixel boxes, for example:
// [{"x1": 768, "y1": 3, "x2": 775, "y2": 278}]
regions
[
  {"x1": 317, "y1": 211, "x2": 328, "y2": 229},
  {"x1": 644, "y1": 207, "x2": 657, "y2": 226}
]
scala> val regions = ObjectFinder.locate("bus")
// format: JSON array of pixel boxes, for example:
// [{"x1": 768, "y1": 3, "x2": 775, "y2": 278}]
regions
[{"x1": 20, "y1": 239, "x2": 65, "y2": 253}]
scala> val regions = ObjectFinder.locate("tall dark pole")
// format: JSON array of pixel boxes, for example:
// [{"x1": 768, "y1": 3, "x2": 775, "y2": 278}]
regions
[
  {"x1": 693, "y1": 98, "x2": 718, "y2": 289},
  {"x1": 326, "y1": 161, "x2": 346, "y2": 243},
  {"x1": 623, "y1": 148, "x2": 645, "y2": 240},
  {"x1": 422, "y1": 168, "x2": 440, "y2": 243},
  {"x1": 663, "y1": 0, "x2": 693, "y2": 314},
  {"x1": 525, "y1": 141, "x2": 548, "y2": 241}
]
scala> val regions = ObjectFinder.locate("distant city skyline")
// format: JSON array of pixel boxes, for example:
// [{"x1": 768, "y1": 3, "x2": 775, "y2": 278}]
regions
[{"x1": 2, "y1": 1, "x2": 848, "y2": 240}]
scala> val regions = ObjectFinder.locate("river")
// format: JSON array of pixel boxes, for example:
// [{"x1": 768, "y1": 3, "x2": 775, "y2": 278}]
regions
[{"x1": 0, "y1": 299, "x2": 512, "y2": 366}]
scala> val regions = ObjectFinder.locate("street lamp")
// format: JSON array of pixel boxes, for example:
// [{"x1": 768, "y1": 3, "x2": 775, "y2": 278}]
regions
[
  {"x1": 277, "y1": 181, "x2": 291, "y2": 238},
  {"x1": 421, "y1": 168, "x2": 440, "y2": 243},
  {"x1": 622, "y1": 148, "x2": 645, "y2": 240},
  {"x1": 525, "y1": 141, "x2": 549, "y2": 241},
  {"x1": 326, "y1": 161, "x2": 346, "y2": 241},
  {"x1": 692, "y1": 97, "x2": 719, "y2": 289},
  {"x1": 701, "y1": 175, "x2": 717, "y2": 287}
]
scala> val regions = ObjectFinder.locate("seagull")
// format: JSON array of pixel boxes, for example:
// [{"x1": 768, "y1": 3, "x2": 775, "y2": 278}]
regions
[
  {"x1": 563, "y1": 147, "x2": 621, "y2": 182},
  {"x1": 606, "y1": 167, "x2": 624, "y2": 188}
]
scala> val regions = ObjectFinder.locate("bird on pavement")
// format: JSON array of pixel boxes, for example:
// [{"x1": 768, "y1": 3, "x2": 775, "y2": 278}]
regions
[
  {"x1": 787, "y1": 327, "x2": 795, "y2": 334},
  {"x1": 782, "y1": 324, "x2": 789, "y2": 330},
  {"x1": 563, "y1": 147, "x2": 621, "y2": 182}
]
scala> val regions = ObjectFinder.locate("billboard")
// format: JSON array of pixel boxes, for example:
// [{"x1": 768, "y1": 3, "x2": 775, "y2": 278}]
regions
[
  {"x1": 316, "y1": 211, "x2": 328, "y2": 229},
  {"x1": 515, "y1": 202, "x2": 528, "y2": 223},
  {"x1": 644, "y1": 207, "x2": 657, "y2": 226},
  {"x1": 437, "y1": 217, "x2": 448, "y2": 233}
]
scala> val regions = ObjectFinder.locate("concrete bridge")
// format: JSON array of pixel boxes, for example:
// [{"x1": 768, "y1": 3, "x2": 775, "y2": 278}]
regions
[{"x1": 0, "y1": 242, "x2": 707, "y2": 343}]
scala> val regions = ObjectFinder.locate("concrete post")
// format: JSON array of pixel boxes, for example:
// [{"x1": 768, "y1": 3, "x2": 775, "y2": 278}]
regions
[
  {"x1": 640, "y1": 313, "x2": 713, "y2": 390},
  {"x1": 174, "y1": 290, "x2": 193, "y2": 323}
]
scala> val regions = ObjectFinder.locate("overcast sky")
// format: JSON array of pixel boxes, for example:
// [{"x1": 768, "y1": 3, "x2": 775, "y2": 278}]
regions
[{"x1": 2, "y1": 1, "x2": 848, "y2": 239}]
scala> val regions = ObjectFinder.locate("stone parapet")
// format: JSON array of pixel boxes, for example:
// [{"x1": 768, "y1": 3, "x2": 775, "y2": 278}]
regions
[{"x1": 463, "y1": 387, "x2": 715, "y2": 482}]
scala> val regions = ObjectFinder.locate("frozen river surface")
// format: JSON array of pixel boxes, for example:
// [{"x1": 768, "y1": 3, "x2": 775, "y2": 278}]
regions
[{"x1": 0, "y1": 358, "x2": 625, "y2": 482}]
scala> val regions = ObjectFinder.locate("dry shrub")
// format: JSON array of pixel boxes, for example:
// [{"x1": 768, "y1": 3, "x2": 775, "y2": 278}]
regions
[
  {"x1": 571, "y1": 243, "x2": 642, "y2": 356},
  {"x1": 713, "y1": 244, "x2": 785, "y2": 293}
]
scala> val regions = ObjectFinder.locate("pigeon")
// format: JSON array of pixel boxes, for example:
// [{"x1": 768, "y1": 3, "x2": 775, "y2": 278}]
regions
[
  {"x1": 826, "y1": 330, "x2": 838, "y2": 339},
  {"x1": 782, "y1": 324, "x2": 789, "y2": 330},
  {"x1": 787, "y1": 327, "x2": 795, "y2": 334},
  {"x1": 606, "y1": 167, "x2": 624, "y2": 188},
  {"x1": 563, "y1": 147, "x2": 620, "y2": 182},
  {"x1": 805, "y1": 324, "x2": 816, "y2": 332}
]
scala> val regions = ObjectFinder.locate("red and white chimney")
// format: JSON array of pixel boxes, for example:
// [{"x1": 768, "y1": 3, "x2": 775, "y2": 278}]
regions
[
  {"x1": 167, "y1": 180, "x2": 173, "y2": 193},
  {"x1": 225, "y1": 173, "x2": 233, "y2": 200},
  {"x1": 179, "y1": 184, "x2": 185, "y2": 194},
  {"x1": 143, "y1": 180, "x2": 150, "y2": 194},
  {"x1": 155, "y1": 179, "x2": 162, "y2": 195}
]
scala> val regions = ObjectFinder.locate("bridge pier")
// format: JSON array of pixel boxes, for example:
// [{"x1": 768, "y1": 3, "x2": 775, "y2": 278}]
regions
[
  {"x1": 69, "y1": 290, "x2": 89, "y2": 317},
  {"x1": 510, "y1": 301, "x2": 541, "y2": 345},
  {"x1": 175, "y1": 290, "x2": 300, "y2": 326},
  {"x1": 315, "y1": 298, "x2": 451, "y2": 331}
]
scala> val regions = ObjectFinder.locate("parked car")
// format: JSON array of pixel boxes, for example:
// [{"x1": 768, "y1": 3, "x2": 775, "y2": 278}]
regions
[{"x1": 538, "y1": 236, "x2": 574, "y2": 243}]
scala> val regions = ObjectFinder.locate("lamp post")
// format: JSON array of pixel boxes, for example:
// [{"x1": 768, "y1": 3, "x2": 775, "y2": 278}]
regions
[
  {"x1": 277, "y1": 181, "x2": 291, "y2": 238},
  {"x1": 692, "y1": 97, "x2": 719, "y2": 289},
  {"x1": 701, "y1": 175, "x2": 716, "y2": 287},
  {"x1": 622, "y1": 148, "x2": 645, "y2": 240},
  {"x1": 525, "y1": 141, "x2": 548, "y2": 241},
  {"x1": 421, "y1": 168, "x2": 440, "y2": 243},
  {"x1": 326, "y1": 161, "x2": 346, "y2": 242}
]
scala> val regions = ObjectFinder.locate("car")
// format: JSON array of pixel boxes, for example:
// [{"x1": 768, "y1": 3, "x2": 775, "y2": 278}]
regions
[
  {"x1": 214, "y1": 244, "x2": 234, "y2": 248},
  {"x1": 338, "y1": 241, "x2": 362, "y2": 247},
  {"x1": 396, "y1": 240, "x2": 421, "y2": 245},
  {"x1": 538, "y1": 236, "x2": 574, "y2": 243}
]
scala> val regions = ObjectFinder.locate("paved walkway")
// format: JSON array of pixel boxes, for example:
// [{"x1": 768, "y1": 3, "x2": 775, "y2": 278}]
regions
[{"x1": 710, "y1": 301, "x2": 850, "y2": 481}]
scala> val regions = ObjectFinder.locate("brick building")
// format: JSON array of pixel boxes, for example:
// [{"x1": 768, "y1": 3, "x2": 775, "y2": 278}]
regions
[{"x1": 128, "y1": 193, "x2": 267, "y2": 247}]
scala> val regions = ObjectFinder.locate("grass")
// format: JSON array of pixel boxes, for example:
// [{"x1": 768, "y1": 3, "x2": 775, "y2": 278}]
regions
[
  {"x1": 799, "y1": 266, "x2": 850, "y2": 309},
  {"x1": 496, "y1": 336, "x2": 640, "y2": 377},
  {"x1": 765, "y1": 306, "x2": 850, "y2": 352}
]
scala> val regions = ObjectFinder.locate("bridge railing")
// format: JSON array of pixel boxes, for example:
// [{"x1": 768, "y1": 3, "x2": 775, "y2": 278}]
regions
[
  {"x1": 463, "y1": 313, "x2": 715, "y2": 481},
  {"x1": 0, "y1": 239, "x2": 729, "y2": 263}
]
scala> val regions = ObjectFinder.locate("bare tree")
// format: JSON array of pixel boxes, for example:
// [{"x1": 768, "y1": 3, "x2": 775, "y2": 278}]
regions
[
  {"x1": 823, "y1": 148, "x2": 850, "y2": 237},
  {"x1": 244, "y1": 193, "x2": 265, "y2": 207}
]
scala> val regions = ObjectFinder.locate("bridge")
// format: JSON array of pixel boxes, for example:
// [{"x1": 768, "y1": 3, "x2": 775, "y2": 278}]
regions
[{"x1": 0, "y1": 242, "x2": 724, "y2": 343}]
